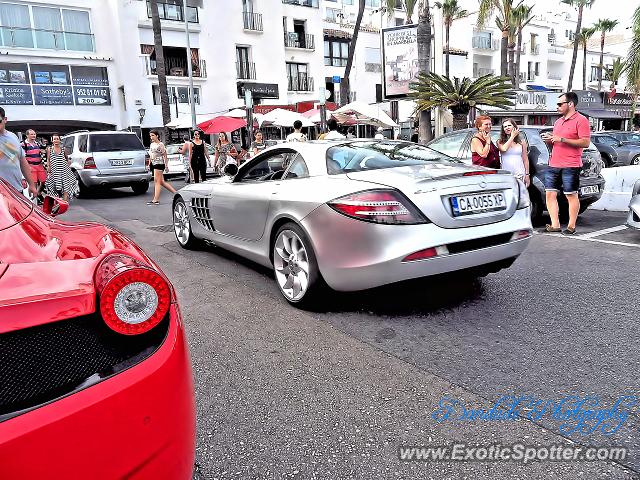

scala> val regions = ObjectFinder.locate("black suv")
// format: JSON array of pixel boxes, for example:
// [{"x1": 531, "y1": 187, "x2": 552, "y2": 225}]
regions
[{"x1": 426, "y1": 126, "x2": 605, "y2": 221}]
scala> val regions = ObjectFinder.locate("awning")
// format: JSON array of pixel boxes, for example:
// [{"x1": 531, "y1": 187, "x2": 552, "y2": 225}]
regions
[{"x1": 579, "y1": 109, "x2": 626, "y2": 119}]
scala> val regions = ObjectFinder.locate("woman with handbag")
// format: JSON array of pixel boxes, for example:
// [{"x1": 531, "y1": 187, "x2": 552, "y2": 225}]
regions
[{"x1": 45, "y1": 133, "x2": 78, "y2": 202}]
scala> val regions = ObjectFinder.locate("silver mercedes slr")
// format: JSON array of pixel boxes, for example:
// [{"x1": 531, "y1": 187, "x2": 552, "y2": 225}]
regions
[
  {"x1": 628, "y1": 179, "x2": 640, "y2": 230},
  {"x1": 172, "y1": 140, "x2": 533, "y2": 307}
]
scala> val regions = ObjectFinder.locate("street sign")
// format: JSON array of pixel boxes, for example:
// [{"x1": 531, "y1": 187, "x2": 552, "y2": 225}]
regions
[{"x1": 332, "y1": 76, "x2": 341, "y2": 84}]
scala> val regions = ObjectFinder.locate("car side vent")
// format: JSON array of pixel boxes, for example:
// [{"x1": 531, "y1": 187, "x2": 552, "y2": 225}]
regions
[{"x1": 190, "y1": 198, "x2": 215, "y2": 232}]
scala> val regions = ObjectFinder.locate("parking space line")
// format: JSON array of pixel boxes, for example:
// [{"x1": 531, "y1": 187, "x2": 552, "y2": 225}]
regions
[
  {"x1": 568, "y1": 236, "x2": 640, "y2": 249},
  {"x1": 577, "y1": 225, "x2": 628, "y2": 239}
]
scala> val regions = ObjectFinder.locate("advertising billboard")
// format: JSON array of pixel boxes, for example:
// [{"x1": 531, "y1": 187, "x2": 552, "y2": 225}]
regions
[{"x1": 381, "y1": 24, "x2": 419, "y2": 99}]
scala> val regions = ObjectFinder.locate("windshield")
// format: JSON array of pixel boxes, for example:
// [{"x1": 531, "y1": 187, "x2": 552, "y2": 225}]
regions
[
  {"x1": 326, "y1": 142, "x2": 455, "y2": 174},
  {"x1": 89, "y1": 134, "x2": 145, "y2": 153}
]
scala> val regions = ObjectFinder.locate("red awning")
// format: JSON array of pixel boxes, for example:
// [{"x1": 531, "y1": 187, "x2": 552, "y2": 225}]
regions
[{"x1": 198, "y1": 116, "x2": 247, "y2": 134}]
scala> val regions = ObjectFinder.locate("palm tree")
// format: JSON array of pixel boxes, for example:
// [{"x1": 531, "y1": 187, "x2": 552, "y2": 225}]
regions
[
  {"x1": 513, "y1": 3, "x2": 534, "y2": 87},
  {"x1": 404, "y1": 0, "x2": 418, "y2": 23},
  {"x1": 594, "y1": 18, "x2": 619, "y2": 91},
  {"x1": 384, "y1": 0, "x2": 396, "y2": 26},
  {"x1": 477, "y1": 0, "x2": 521, "y2": 77},
  {"x1": 562, "y1": 0, "x2": 595, "y2": 92},
  {"x1": 417, "y1": 0, "x2": 433, "y2": 142},
  {"x1": 626, "y1": 5, "x2": 640, "y2": 130},
  {"x1": 579, "y1": 26, "x2": 597, "y2": 89},
  {"x1": 149, "y1": 0, "x2": 171, "y2": 138},
  {"x1": 340, "y1": 0, "x2": 365, "y2": 105},
  {"x1": 410, "y1": 73, "x2": 516, "y2": 130},
  {"x1": 435, "y1": 0, "x2": 468, "y2": 78},
  {"x1": 606, "y1": 58, "x2": 627, "y2": 86}
]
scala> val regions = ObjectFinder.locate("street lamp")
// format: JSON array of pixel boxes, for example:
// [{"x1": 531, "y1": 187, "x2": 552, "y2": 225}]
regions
[{"x1": 138, "y1": 108, "x2": 146, "y2": 125}]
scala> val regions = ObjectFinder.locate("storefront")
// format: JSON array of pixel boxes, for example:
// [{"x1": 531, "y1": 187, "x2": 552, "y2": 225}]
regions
[
  {"x1": 485, "y1": 91, "x2": 560, "y2": 126},
  {"x1": 574, "y1": 90, "x2": 632, "y2": 131}
]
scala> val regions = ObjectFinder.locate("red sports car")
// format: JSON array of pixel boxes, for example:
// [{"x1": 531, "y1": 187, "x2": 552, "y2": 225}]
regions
[{"x1": 0, "y1": 180, "x2": 195, "y2": 479}]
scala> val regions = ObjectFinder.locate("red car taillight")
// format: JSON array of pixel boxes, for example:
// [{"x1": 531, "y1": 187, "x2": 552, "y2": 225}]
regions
[
  {"x1": 95, "y1": 254, "x2": 172, "y2": 335},
  {"x1": 463, "y1": 170, "x2": 497, "y2": 176},
  {"x1": 84, "y1": 157, "x2": 96, "y2": 169},
  {"x1": 328, "y1": 189, "x2": 428, "y2": 225}
]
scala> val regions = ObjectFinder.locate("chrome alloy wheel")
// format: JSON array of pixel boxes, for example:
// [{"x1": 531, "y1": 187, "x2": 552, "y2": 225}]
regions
[
  {"x1": 173, "y1": 200, "x2": 191, "y2": 246},
  {"x1": 274, "y1": 230, "x2": 310, "y2": 301}
]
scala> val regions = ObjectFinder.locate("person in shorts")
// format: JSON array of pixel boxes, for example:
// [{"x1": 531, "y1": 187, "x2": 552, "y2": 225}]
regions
[
  {"x1": 541, "y1": 92, "x2": 591, "y2": 235},
  {"x1": 21, "y1": 129, "x2": 46, "y2": 198}
]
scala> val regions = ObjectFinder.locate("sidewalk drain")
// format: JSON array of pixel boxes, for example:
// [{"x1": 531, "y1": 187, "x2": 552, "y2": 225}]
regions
[{"x1": 147, "y1": 224, "x2": 174, "y2": 233}]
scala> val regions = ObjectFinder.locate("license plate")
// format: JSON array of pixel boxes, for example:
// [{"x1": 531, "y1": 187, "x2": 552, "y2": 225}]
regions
[
  {"x1": 580, "y1": 185, "x2": 599, "y2": 195},
  {"x1": 450, "y1": 192, "x2": 507, "y2": 217},
  {"x1": 111, "y1": 159, "x2": 133, "y2": 166}
]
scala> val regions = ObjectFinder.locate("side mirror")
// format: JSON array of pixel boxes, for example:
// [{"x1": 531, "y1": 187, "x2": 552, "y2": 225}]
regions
[
  {"x1": 223, "y1": 161, "x2": 238, "y2": 177},
  {"x1": 42, "y1": 196, "x2": 69, "y2": 217}
]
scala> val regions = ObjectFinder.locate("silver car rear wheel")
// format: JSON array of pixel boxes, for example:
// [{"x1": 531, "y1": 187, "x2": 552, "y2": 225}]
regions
[
  {"x1": 273, "y1": 223, "x2": 324, "y2": 306},
  {"x1": 173, "y1": 198, "x2": 200, "y2": 249}
]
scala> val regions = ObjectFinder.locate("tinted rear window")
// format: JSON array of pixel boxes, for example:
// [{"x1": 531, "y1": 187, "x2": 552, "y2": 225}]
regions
[
  {"x1": 326, "y1": 142, "x2": 454, "y2": 174},
  {"x1": 89, "y1": 134, "x2": 145, "y2": 152}
]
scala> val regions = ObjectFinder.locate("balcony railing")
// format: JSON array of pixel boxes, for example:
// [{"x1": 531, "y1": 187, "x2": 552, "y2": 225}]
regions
[
  {"x1": 472, "y1": 36, "x2": 499, "y2": 51},
  {"x1": 530, "y1": 44, "x2": 540, "y2": 55},
  {"x1": 143, "y1": 56, "x2": 207, "y2": 78},
  {"x1": 284, "y1": 32, "x2": 315, "y2": 50},
  {"x1": 287, "y1": 74, "x2": 314, "y2": 92},
  {"x1": 243, "y1": 11, "x2": 263, "y2": 32},
  {"x1": 547, "y1": 72, "x2": 563, "y2": 80},
  {"x1": 473, "y1": 67, "x2": 495, "y2": 77},
  {"x1": 282, "y1": 0, "x2": 319, "y2": 7},
  {"x1": 236, "y1": 61, "x2": 256, "y2": 80},
  {"x1": 548, "y1": 46, "x2": 565, "y2": 55},
  {"x1": 0, "y1": 26, "x2": 95, "y2": 52}
]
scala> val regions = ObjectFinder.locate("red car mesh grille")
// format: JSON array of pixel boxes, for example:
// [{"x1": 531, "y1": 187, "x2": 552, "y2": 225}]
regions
[{"x1": 0, "y1": 313, "x2": 168, "y2": 422}]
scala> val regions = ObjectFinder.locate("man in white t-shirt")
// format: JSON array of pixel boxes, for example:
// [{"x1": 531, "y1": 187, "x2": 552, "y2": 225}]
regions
[
  {"x1": 286, "y1": 120, "x2": 307, "y2": 142},
  {"x1": 374, "y1": 127, "x2": 385, "y2": 140},
  {"x1": 323, "y1": 118, "x2": 346, "y2": 140}
]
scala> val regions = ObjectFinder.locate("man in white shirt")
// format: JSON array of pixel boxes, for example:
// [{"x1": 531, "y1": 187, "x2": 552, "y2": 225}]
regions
[
  {"x1": 286, "y1": 120, "x2": 307, "y2": 142},
  {"x1": 323, "y1": 118, "x2": 346, "y2": 140},
  {"x1": 374, "y1": 127, "x2": 385, "y2": 140}
]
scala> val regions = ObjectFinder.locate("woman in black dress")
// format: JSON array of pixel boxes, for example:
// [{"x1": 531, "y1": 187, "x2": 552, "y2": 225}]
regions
[{"x1": 187, "y1": 130, "x2": 210, "y2": 183}]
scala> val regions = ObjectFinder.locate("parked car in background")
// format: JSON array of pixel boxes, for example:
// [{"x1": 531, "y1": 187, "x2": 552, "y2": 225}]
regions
[
  {"x1": 591, "y1": 134, "x2": 640, "y2": 167},
  {"x1": 426, "y1": 126, "x2": 605, "y2": 221},
  {"x1": 165, "y1": 143, "x2": 216, "y2": 178},
  {"x1": 600, "y1": 130, "x2": 640, "y2": 146},
  {"x1": 0, "y1": 180, "x2": 195, "y2": 479},
  {"x1": 62, "y1": 131, "x2": 151, "y2": 196},
  {"x1": 628, "y1": 179, "x2": 640, "y2": 230}
]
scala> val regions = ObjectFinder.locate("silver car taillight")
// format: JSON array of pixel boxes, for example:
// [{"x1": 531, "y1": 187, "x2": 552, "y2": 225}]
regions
[{"x1": 328, "y1": 189, "x2": 429, "y2": 225}]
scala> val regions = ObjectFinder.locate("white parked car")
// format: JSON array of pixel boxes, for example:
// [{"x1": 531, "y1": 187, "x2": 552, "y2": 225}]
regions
[{"x1": 165, "y1": 143, "x2": 216, "y2": 178}]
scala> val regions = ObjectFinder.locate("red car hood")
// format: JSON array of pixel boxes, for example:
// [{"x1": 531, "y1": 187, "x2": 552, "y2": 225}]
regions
[{"x1": 0, "y1": 183, "x2": 152, "y2": 333}]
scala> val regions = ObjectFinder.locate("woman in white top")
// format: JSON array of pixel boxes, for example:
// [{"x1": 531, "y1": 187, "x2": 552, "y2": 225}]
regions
[
  {"x1": 147, "y1": 129, "x2": 176, "y2": 205},
  {"x1": 497, "y1": 118, "x2": 530, "y2": 187}
]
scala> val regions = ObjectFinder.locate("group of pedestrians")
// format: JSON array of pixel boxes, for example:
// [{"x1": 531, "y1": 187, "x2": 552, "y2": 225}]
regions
[{"x1": 471, "y1": 91, "x2": 590, "y2": 235}]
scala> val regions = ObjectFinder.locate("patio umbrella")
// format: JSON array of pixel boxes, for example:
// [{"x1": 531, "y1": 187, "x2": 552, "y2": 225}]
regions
[
  {"x1": 198, "y1": 116, "x2": 247, "y2": 134},
  {"x1": 332, "y1": 101, "x2": 399, "y2": 128},
  {"x1": 259, "y1": 108, "x2": 315, "y2": 128},
  {"x1": 301, "y1": 108, "x2": 331, "y2": 123}
]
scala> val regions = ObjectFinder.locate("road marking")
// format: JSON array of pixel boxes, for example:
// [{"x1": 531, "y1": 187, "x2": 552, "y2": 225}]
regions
[{"x1": 577, "y1": 225, "x2": 628, "y2": 239}]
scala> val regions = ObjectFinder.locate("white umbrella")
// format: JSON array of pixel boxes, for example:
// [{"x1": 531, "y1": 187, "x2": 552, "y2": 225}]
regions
[
  {"x1": 332, "y1": 101, "x2": 399, "y2": 128},
  {"x1": 259, "y1": 108, "x2": 315, "y2": 128}
]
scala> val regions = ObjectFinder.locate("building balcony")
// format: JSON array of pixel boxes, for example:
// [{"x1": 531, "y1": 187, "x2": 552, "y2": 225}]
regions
[
  {"x1": 530, "y1": 44, "x2": 540, "y2": 55},
  {"x1": 282, "y1": 0, "x2": 319, "y2": 7},
  {"x1": 284, "y1": 32, "x2": 315, "y2": 50},
  {"x1": 0, "y1": 26, "x2": 95, "y2": 52},
  {"x1": 142, "y1": 54, "x2": 207, "y2": 79},
  {"x1": 472, "y1": 36, "x2": 499, "y2": 51},
  {"x1": 236, "y1": 61, "x2": 256, "y2": 80},
  {"x1": 146, "y1": 1, "x2": 199, "y2": 23},
  {"x1": 243, "y1": 11, "x2": 263, "y2": 32},
  {"x1": 473, "y1": 67, "x2": 495, "y2": 77},
  {"x1": 288, "y1": 74, "x2": 314, "y2": 92},
  {"x1": 547, "y1": 72, "x2": 563, "y2": 80}
]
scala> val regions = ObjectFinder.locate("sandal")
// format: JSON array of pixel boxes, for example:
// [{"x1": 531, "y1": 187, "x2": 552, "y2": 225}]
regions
[
  {"x1": 562, "y1": 227, "x2": 577, "y2": 236},
  {"x1": 545, "y1": 224, "x2": 562, "y2": 233},
  {"x1": 146, "y1": 201, "x2": 159, "y2": 205}
]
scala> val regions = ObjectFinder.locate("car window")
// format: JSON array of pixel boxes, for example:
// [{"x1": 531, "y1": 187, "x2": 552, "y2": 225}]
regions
[
  {"x1": 89, "y1": 134, "x2": 145, "y2": 153},
  {"x1": 597, "y1": 136, "x2": 618, "y2": 147},
  {"x1": 427, "y1": 131, "x2": 470, "y2": 158},
  {"x1": 78, "y1": 135, "x2": 88, "y2": 153},
  {"x1": 237, "y1": 151, "x2": 294, "y2": 182},
  {"x1": 62, "y1": 136, "x2": 75, "y2": 152},
  {"x1": 283, "y1": 154, "x2": 309, "y2": 179},
  {"x1": 166, "y1": 145, "x2": 181, "y2": 155},
  {"x1": 327, "y1": 142, "x2": 454, "y2": 174}
]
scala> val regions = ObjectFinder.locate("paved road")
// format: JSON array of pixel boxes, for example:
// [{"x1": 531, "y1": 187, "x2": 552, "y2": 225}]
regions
[{"x1": 62, "y1": 183, "x2": 640, "y2": 480}]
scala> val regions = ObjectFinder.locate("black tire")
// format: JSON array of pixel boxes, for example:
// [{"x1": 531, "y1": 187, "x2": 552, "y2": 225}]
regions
[
  {"x1": 602, "y1": 154, "x2": 613, "y2": 168},
  {"x1": 173, "y1": 197, "x2": 201, "y2": 250},
  {"x1": 73, "y1": 171, "x2": 90, "y2": 198},
  {"x1": 131, "y1": 181, "x2": 150, "y2": 194},
  {"x1": 631, "y1": 155, "x2": 640, "y2": 166},
  {"x1": 272, "y1": 222, "x2": 326, "y2": 308}
]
